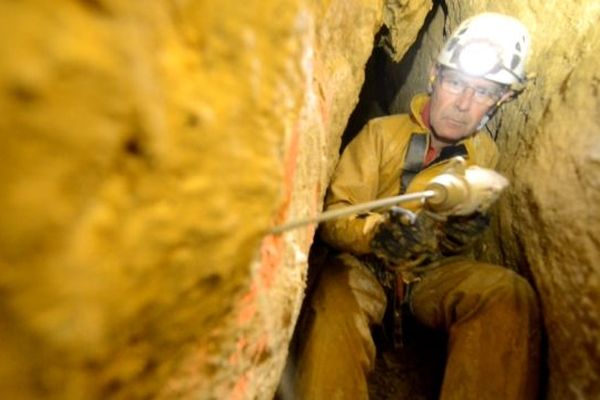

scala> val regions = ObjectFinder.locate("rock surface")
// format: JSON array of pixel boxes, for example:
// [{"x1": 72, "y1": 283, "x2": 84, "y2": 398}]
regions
[{"x1": 0, "y1": 0, "x2": 429, "y2": 398}]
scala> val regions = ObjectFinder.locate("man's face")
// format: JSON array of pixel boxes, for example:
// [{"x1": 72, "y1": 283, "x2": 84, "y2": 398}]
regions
[{"x1": 429, "y1": 67, "x2": 506, "y2": 143}]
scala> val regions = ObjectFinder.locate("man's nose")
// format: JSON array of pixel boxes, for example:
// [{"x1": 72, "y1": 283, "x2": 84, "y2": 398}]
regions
[{"x1": 455, "y1": 87, "x2": 475, "y2": 111}]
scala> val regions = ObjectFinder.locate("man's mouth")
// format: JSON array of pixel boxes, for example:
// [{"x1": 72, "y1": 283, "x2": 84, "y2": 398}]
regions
[{"x1": 445, "y1": 117, "x2": 465, "y2": 127}]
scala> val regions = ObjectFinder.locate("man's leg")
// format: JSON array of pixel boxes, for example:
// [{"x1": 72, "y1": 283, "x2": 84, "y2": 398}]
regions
[
  {"x1": 410, "y1": 258, "x2": 541, "y2": 400},
  {"x1": 294, "y1": 254, "x2": 387, "y2": 400}
]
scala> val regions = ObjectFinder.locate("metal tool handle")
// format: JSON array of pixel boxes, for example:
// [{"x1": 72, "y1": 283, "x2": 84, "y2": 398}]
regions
[{"x1": 270, "y1": 190, "x2": 437, "y2": 234}]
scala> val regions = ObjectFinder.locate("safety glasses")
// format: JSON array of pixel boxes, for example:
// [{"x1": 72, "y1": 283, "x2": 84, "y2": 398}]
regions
[{"x1": 437, "y1": 70, "x2": 506, "y2": 106}]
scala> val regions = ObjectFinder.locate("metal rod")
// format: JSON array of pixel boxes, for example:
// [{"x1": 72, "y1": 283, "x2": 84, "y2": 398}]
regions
[{"x1": 270, "y1": 190, "x2": 437, "y2": 234}]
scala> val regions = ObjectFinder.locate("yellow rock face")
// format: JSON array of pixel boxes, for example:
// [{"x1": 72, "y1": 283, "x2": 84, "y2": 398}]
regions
[{"x1": 0, "y1": 0, "x2": 429, "y2": 398}]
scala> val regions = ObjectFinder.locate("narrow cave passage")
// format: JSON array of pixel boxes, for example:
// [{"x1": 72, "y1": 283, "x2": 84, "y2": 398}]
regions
[
  {"x1": 296, "y1": 3, "x2": 548, "y2": 398},
  {"x1": 313, "y1": 4, "x2": 450, "y2": 398},
  {"x1": 341, "y1": 1, "x2": 442, "y2": 151}
]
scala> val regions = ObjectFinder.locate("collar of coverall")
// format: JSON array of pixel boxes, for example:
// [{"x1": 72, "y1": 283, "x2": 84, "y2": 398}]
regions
[{"x1": 409, "y1": 93, "x2": 432, "y2": 131}]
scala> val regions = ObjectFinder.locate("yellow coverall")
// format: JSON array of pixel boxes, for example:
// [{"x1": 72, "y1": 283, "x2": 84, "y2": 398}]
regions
[{"x1": 294, "y1": 94, "x2": 541, "y2": 399}]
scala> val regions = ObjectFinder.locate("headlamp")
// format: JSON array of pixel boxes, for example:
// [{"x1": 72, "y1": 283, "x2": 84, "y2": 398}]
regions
[{"x1": 457, "y1": 41, "x2": 502, "y2": 77}]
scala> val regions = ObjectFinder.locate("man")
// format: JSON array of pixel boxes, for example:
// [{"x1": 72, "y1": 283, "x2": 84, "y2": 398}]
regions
[{"x1": 293, "y1": 13, "x2": 540, "y2": 400}]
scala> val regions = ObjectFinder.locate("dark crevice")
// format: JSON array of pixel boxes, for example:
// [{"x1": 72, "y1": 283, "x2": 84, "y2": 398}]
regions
[
  {"x1": 328, "y1": 3, "x2": 449, "y2": 399},
  {"x1": 340, "y1": 0, "x2": 443, "y2": 153},
  {"x1": 340, "y1": 27, "x2": 389, "y2": 152}
]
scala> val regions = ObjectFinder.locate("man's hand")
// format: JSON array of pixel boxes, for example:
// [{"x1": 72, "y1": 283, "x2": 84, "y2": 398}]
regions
[
  {"x1": 370, "y1": 208, "x2": 440, "y2": 264},
  {"x1": 440, "y1": 212, "x2": 490, "y2": 254}
]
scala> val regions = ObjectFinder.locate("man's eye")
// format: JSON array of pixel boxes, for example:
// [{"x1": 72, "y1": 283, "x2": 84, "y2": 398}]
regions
[
  {"x1": 474, "y1": 88, "x2": 489, "y2": 97},
  {"x1": 477, "y1": 88, "x2": 499, "y2": 99},
  {"x1": 448, "y1": 79, "x2": 463, "y2": 88}
]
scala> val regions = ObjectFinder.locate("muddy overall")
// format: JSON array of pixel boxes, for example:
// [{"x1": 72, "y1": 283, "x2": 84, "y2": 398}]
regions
[{"x1": 293, "y1": 253, "x2": 540, "y2": 399}]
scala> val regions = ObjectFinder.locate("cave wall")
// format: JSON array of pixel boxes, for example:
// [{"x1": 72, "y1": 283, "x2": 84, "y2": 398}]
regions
[
  {"x1": 389, "y1": 1, "x2": 600, "y2": 398},
  {"x1": 508, "y1": 32, "x2": 600, "y2": 399},
  {"x1": 0, "y1": 0, "x2": 432, "y2": 399},
  {"x1": 492, "y1": 5, "x2": 600, "y2": 398}
]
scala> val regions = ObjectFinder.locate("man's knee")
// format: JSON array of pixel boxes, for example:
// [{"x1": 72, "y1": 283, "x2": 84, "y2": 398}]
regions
[
  {"x1": 413, "y1": 261, "x2": 539, "y2": 327},
  {"x1": 464, "y1": 264, "x2": 539, "y2": 320},
  {"x1": 311, "y1": 254, "x2": 386, "y2": 324},
  {"x1": 476, "y1": 264, "x2": 533, "y2": 297},
  {"x1": 493, "y1": 268, "x2": 539, "y2": 317}
]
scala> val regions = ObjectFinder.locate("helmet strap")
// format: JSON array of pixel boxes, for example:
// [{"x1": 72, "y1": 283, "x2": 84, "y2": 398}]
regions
[
  {"x1": 477, "y1": 114, "x2": 491, "y2": 131},
  {"x1": 477, "y1": 104, "x2": 500, "y2": 131}
]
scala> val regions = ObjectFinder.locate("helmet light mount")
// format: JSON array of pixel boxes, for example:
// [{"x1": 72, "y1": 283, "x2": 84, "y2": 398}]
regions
[
  {"x1": 451, "y1": 40, "x2": 527, "y2": 90},
  {"x1": 457, "y1": 41, "x2": 502, "y2": 77}
]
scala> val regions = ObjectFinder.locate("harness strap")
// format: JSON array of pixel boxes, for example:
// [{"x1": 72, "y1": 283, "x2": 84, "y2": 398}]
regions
[
  {"x1": 400, "y1": 134, "x2": 427, "y2": 193},
  {"x1": 400, "y1": 135, "x2": 470, "y2": 193}
]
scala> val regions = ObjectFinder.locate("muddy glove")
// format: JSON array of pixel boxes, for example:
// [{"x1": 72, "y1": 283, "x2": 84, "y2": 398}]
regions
[
  {"x1": 440, "y1": 212, "x2": 490, "y2": 254},
  {"x1": 370, "y1": 208, "x2": 440, "y2": 265}
]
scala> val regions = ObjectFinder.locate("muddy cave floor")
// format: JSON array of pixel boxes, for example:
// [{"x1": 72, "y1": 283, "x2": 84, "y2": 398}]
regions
[{"x1": 368, "y1": 319, "x2": 446, "y2": 400}]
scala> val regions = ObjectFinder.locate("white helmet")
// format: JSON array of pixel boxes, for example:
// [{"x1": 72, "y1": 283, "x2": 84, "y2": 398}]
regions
[{"x1": 437, "y1": 13, "x2": 530, "y2": 86}]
